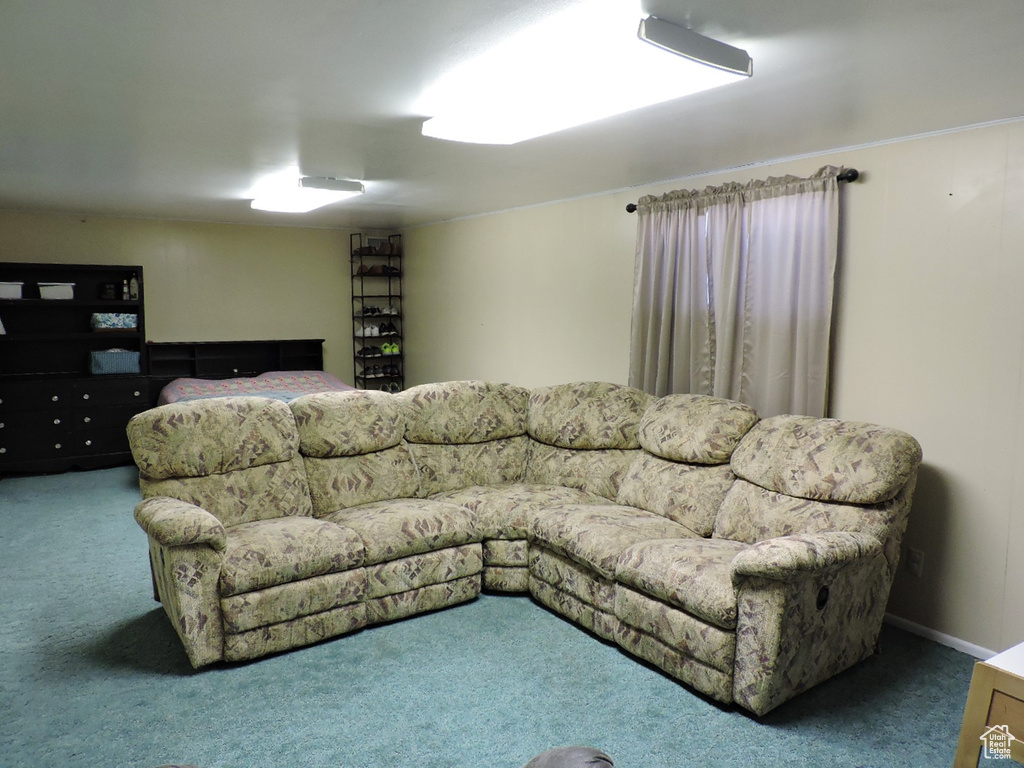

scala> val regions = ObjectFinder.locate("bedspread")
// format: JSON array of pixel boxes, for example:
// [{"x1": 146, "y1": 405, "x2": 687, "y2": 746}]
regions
[{"x1": 157, "y1": 370, "x2": 353, "y2": 406}]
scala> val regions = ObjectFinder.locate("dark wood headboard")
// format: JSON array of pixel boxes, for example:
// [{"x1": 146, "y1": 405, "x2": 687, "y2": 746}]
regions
[{"x1": 147, "y1": 339, "x2": 325, "y2": 391}]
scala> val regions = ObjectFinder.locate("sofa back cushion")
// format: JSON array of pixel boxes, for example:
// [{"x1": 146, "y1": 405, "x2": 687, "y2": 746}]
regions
[
  {"x1": 638, "y1": 394, "x2": 759, "y2": 463},
  {"x1": 402, "y1": 380, "x2": 530, "y2": 444},
  {"x1": 729, "y1": 415, "x2": 922, "y2": 506},
  {"x1": 128, "y1": 396, "x2": 312, "y2": 526},
  {"x1": 524, "y1": 382, "x2": 654, "y2": 500},
  {"x1": 290, "y1": 390, "x2": 420, "y2": 514},
  {"x1": 527, "y1": 381, "x2": 654, "y2": 450},
  {"x1": 291, "y1": 390, "x2": 405, "y2": 456},
  {"x1": 714, "y1": 416, "x2": 923, "y2": 562},
  {"x1": 401, "y1": 381, "x2": 531, "y2": 496},
  {"x1": 617, "y1": 394, "x2": 759, "y2": 535}
]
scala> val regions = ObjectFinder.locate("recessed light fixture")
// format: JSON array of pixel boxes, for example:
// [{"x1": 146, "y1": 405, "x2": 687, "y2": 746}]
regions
[
  {"x1": 250, "y1": 176, "x2": 365, "y2": 213},
  {"x1": 418, "y1": 1, "x2": 751, "y2": 145}
]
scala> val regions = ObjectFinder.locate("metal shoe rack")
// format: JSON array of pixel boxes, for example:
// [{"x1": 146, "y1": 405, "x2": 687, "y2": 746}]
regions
[{"x1": 351, "y1": 233, "x2": 403, "y2": 392}]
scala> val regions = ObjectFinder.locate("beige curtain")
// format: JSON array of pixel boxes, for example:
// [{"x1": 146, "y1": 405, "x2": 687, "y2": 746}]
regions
[{"x1": 628, "y1": 166, "x2": 842, "y2": 418}]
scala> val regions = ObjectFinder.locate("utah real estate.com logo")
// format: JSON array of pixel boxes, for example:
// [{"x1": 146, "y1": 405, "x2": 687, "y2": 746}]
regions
[{"x1": 980, "y1": 724, "x2": 1017, "y2": 760}]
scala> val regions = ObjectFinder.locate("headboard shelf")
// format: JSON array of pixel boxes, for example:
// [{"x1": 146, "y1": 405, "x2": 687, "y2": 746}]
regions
[{"x1": 148, "y1": 339, "x2": 325, "y2": 380}]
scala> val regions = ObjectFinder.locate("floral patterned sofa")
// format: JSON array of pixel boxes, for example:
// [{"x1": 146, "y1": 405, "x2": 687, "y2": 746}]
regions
[{"x1": 126, "y1": 380, "x2": 922, "y2": 715}]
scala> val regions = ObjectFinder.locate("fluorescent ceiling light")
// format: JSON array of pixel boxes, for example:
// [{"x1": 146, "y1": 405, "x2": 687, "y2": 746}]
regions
[
  {"x1": 418, "y1": 1, "x2": 751, "y2": 145},
  {"x1": 250, "y1": 176, "x2": 364, "y2": 213}
]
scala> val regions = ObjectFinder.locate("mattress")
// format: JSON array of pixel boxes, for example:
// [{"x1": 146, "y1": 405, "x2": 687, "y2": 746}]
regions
[{"x1": 157, "y1": 370, "x2": 354, "y2": 406}]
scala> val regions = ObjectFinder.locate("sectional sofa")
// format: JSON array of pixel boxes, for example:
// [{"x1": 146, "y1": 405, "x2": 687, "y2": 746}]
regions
[{"x1": 126, "y1": 380, "x2": 922, "y2": 715}]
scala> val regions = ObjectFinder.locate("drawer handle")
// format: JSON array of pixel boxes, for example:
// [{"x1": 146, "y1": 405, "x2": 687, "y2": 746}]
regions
[
  {"x1": 53, "y1": 418, "x2": 61, "y2": 426},
  {"x1": 83, "y1": 416, "x2": 92, "y2": 424},
  {"x1": 0, "y1": 447, "x2": 5, "y2": 454},
  {"x1": 84, "y1": 440, "x2": 92, "y2": 447},
  {"x1": 82, "y1": 394, "x2": 90, "y2": 401},
  {"x1": 0, "y1": 422, "x2": 4, "y2": 429},
  {"x1": 52, "y1": 395, "x2": 60, "y2": 402},
  {"x1": 54, "y1": 443, "x2": 62, "y2": 450},
  {"x1": 133, "y1": 391, "x2": 141, "y2": 397}
]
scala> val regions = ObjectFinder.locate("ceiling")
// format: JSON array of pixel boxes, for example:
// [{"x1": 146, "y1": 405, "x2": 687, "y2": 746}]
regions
[{"x1": 1, "y1": 0, "x2": 1023, "y2": 231}]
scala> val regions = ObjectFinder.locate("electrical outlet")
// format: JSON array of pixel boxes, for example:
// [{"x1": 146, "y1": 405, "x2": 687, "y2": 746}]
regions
[{"x1": 907, "y1": 548, "x2": 925, "y2": 578}]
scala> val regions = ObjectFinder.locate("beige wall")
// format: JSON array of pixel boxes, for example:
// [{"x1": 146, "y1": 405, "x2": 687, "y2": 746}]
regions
[
  {"x1": 404, "y1": 119, "x2": 1024, "y2": 654},
  {"x1": 0, "y1": 212, "x2": 355, "y2": 381},
  {"x1": 3, "y1": 120, "x2": 1021, "y2": 654}
]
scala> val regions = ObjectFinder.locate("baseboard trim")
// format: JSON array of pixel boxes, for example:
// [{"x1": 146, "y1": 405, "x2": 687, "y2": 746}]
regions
[{"x1": 884, "y1": 613, "x2": 996, "y2": 660}]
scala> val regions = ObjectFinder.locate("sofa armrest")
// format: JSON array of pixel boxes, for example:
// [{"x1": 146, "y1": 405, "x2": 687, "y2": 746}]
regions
[
  {"x1": 134, "y1": 497, "x2": 227, "y2": 552},
  {"x1": 730, "y1": 531, "x2": 883, "y2": 583}
]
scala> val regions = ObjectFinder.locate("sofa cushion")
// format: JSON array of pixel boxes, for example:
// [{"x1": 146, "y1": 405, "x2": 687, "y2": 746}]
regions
[
  {"x1": 525, "y1": 443, "x2": 638, "y2": 501},
  {"x1": 323, "y1": 498, "x2": 478, "y2": 566},
  {"x1": 401, "y1": 380, "x2": 530, "y2": 444},
  {"x1": 616, "y1": 453, "x2": 736, "y2": 537},
  {"x1": 638, "y1": 394, "x2": 758, "y2": 464},
  {"x1": 139, "y1": 455, "x2": 313, "y2": 527},
  {"x1": 129, "y1": 396, "x2": 300, "y2": 480},
  {"x1": 616, "y1": 538, "x2": 748, "y2": 630},
  {"x1": 430, "y1": 482, "x2": 615, "y2": 539},
  {"x1": 529, "y1": 504, "x2": 697, "y2": 580},
  {"x1": 527, "y1": 381, "x2": 655, "y2": 450},
  {"x1": 730, "y1": 415, "x2": 922, "y2": 504},
  {"x1": 219, "y1": 516, "x2": 366, "y2": 597},
  {"x1": 712, "y1": 478, "x2": 904, "y2": 547},
  {"x1": 409, "y1": 437, "x2": 529, "y2": 497},
  {"x1": 291, "y1": 390, "x2": 404, "y2": 457},
  {"x1": 303, "y1": 444, "x2": 420, "y2": 516},
  {"x1": 222, "y1": 569, "x2": 367, "y2": 633}
]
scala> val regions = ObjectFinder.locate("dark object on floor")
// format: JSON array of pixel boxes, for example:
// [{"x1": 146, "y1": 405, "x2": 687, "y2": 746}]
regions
[{"x1": 522, "y1": 746, "x2": 614, "y2": 768}]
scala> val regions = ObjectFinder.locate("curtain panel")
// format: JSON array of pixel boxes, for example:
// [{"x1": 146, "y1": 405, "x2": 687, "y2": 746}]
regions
[{"x1": 628, "y1": 166, "x2": 842, "y2": 418}]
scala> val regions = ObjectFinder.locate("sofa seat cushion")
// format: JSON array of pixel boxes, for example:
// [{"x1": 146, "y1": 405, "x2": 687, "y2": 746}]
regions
[
  {"x1": 219, "y1": 517, "x2": 366, "y2": 597},
  {"x1": 615, "y1": 538, "x2": 748, "y2": 630},
  {"x1": 529, "y1": 504, "x2": 697, "y2": 580},
  {"x1": 430, "y1": 483, "x2": 615, "y2": 539},
  {"x1": 323, "y1": 498, "x2": 478, "y2": 566}
]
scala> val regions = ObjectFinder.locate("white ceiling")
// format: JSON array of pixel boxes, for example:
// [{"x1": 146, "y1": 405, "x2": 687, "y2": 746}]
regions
[{"x1": 1, "y1": 0, "x2": 1023, "y2": 230}]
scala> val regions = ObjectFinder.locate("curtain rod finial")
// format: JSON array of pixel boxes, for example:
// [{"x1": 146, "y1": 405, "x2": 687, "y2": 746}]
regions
[
  {"x1": 837, "y1": 168, "x2": 860, "y2": 183},
  {"x1": 626, "y1": 203, "x2": 638, "y2": 213}
]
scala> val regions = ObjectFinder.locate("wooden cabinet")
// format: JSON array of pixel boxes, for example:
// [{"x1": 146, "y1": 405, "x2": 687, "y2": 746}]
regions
[{"x1": 0, "y1": 262, "x2": 149, "y2": 473}]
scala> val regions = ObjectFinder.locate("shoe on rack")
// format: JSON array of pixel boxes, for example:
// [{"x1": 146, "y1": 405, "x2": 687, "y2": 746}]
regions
[{"x1": 389, "y1": 382, "x2": 401, "y2": 393}]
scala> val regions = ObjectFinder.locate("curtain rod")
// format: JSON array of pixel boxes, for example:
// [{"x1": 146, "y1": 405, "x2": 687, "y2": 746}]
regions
[{"x1": 625, "y1": 168, "x2": 860, "y2": 213}]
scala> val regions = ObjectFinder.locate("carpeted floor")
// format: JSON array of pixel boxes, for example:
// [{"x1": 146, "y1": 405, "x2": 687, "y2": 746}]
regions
[{"x1": 0, "y1": 466, "x2": 977, "y2": 768}]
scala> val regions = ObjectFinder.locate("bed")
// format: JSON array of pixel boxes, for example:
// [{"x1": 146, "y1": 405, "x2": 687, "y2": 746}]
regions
[{"x1": 156, "y1": 370, "x2": 353, "y2": 405}]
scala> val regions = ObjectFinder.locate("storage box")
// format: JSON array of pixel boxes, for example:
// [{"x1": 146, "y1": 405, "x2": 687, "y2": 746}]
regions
[
  {"x1": 0, "y1": 281, "x2": 24, "y2": 299},
  {"x1": 91, "y1": 312, "x2": 138, "y2": 331},
  {"x1": 89, "y1": 349, "x2": 140, "y2": 374},
  {"x1": 39, "y1": 282, "x2": 75, "y2": 300}
]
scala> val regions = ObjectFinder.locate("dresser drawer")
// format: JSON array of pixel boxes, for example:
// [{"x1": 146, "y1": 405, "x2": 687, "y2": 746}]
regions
[
  {"x1": 72, "y1": 378, "x2": 148, "y2": 407},
  {"x1": 0, "y1": 380, "x2": 74, "y2": 412},
  {"x1": 0, "y1": 416, "x2": 72, "y2": 461}
]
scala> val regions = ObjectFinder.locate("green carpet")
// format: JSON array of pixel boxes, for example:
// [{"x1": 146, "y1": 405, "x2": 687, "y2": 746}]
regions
[{"x1": 0, "y1": 466, "x2": 976, "y2": 768}]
